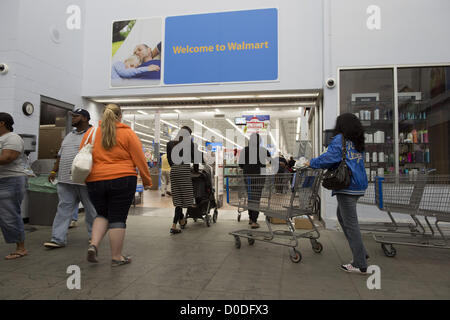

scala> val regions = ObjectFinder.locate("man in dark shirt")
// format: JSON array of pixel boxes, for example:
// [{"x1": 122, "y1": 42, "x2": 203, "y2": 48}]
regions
[{"x1": 238, "y1": 133, "x2": 272, "y2": 229}]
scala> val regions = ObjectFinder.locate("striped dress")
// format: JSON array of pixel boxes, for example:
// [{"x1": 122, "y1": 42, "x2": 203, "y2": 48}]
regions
[{"x1": 170, "y1": 164, "x2": 194, "y2": 208}]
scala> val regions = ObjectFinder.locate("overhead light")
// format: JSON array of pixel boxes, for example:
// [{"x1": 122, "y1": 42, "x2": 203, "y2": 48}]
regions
[
  {"x1": 296, "y1": 117, "x2": 301, "y2": 134},
  {"x1": 174, "y1": 109, "x2": 180, "y2": 113},
  {"x1": 135, "y1": 122, "x2": 150, "y2": 129},
  {"x1": 199, "y1": 95, "x2": 256, "y2": 100},
  {"x1": 192, "y1": 119, "x2": 242, "y2": 148},
  {"x1": 255, "y1": 108, "x2": 260, "y2": 112},
  {"x1": 215, "y1": 108, "x2": 220, "y2": 113},
  {"x1": 135, "y1": 131, "x2": 154, "y2": 139},
  {"x1": 226, "y1": 119, "x2": 249, "y2": 140},
  {"x1": 140, "y1": 138, "x2": 153, "y2": 144},
  {"x1": 137, "y1": 110, "x2": 148, "y2": 115},
  {"x1": 160, "y1": 119, "x2": 180, "y2": 129},
  {"x1": 257, "y1": 93, "x2": 319, "y2": 98}
]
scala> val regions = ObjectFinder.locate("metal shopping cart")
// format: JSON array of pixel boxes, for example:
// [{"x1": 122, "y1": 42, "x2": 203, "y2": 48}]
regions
[
  {"x1": 372, "y1": 174, "x2": 450, "y2": 257},
  {"x1": 358, "y1": 176, "x2": 428, "y2": 235},
  {"x1": 227, "y1": 168, "x2": 323, "y2": 263}
]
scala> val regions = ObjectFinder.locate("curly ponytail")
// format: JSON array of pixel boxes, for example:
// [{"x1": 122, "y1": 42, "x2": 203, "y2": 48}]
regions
[{"x1": 101, "y1": 104, "x2": 121, "y2": 150}]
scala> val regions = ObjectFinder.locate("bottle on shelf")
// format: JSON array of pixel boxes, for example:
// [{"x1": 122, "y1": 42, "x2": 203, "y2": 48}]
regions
[
  {"x1": 425, "y1": 148, "x2": 430, "y2": 163},
  {"x1": 374, "y1": 107, "x2": 380, "y2": 120}
]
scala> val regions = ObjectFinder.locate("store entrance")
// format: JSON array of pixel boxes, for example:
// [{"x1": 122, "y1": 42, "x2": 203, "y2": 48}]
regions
[{"x1": 88, "y1": 90, "x2": 321, "y2": 220}]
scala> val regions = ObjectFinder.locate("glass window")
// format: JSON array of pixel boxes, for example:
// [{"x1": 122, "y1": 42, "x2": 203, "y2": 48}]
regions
[
  {"x1": 340, "y1": 69, "x2": 395, "y2": 181},
  {"x1": 397, "y1": 66, "x2": 450, "y2": 174}
]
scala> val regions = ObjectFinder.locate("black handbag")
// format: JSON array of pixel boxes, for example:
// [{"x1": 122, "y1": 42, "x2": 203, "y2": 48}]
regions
[{"x1": 322, "y1": 135, "x2": 352, "y2": 190}]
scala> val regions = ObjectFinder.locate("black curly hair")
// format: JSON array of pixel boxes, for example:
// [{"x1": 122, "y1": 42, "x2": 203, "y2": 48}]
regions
[{"x1": 334, "y1": 113, "x2": 365, "y2": 152}]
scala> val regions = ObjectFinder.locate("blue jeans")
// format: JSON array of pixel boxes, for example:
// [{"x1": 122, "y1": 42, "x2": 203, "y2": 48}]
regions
[
  {"x1": 336, "y1": 194, "x2": 368, "y2": 269},
  {"x1": 72, "y1": 207, "x2": 79, "y2": 221},
  {"x1": 51, "y1": 183, "x2": 97, "y2": 245},
  {"x1": 0, "y1": 176, "x2": 26, "y2": 244}
]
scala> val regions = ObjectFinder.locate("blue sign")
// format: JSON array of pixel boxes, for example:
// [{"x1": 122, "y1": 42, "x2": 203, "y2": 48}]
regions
[
  {"x1": 205, "y1": 141, "x2": 223, "y2": 152},
  {"x1": 164, "y1": 8, "x2": 278, "y2": 84}
]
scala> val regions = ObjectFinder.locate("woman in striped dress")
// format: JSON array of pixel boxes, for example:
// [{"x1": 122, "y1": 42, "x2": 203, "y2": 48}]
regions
[{"x1": 166, "y1": 126, "x2": 199, "y2": 234}]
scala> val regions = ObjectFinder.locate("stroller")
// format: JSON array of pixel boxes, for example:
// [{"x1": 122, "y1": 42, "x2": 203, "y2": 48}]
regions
[{"x1": 182, "y1": 165, "x2": 219, "y2": 227}]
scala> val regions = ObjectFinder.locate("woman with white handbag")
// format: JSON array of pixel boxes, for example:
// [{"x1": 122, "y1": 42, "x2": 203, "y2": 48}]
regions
[{"x1": 79, "y1": 104, "x2": 152, "y2": 267}]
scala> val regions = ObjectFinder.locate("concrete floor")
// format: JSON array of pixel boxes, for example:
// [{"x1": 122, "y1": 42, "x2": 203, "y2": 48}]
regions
[{"x1": 0, "y1": 208, "x2": 449, "y2": 300}]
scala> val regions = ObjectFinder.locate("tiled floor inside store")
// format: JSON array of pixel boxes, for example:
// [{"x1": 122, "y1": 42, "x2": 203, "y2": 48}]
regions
[{"x1": 1, "y1": 192, "x2": 449, "y2": 300}]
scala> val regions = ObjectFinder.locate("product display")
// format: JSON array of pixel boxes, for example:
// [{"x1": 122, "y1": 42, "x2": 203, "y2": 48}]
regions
[
  {"x1": 348, "y1": 96, "x2": 394, "y2": 177},
  {"x1": 398, "y1": 94, "x2": 431, "y2": 174}
]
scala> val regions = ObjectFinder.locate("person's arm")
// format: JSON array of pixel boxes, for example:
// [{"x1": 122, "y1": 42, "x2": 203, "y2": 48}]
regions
[
  {"x1": 0, "y1": 135, "x2": 22, "y2": 165},
  {"x1": 309, "y1": 135, "x2": 343, "y2": 169},
  {"x1": 48, "y1": 156, "x2": 61, "y2": 182},
  {"x1": 113, "y1": 62, "x2": 159, "y2": 78},
  {"x1": 128, "y1": 131, "x2": 152, "y2": 188},
  {"x1": 0, "y1": 149, "x2": 20, "y2": 165}
]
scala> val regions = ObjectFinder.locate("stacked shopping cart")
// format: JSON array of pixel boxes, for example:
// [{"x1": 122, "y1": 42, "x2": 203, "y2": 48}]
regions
[
  {"x1": 226, "y1": 168, "x2": 323, "y2": 263},
  {"x1": 363, "y1": 174, "x2": 450, "y2": 257}
]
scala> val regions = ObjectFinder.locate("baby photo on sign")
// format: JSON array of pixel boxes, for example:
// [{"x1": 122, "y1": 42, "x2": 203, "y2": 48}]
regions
[{"x1": 111, "y1": 17, "x2": 162, "y2": 87}]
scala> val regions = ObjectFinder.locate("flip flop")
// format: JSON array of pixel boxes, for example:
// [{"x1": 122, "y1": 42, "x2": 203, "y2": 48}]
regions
[
  {"x1": 111, "y1": 256, "x2": 131, "y2": 267},
  {"x1": 5, "y1": 251, "x2": 28, "y2": 260},
  {"x1": 87, "y1": 244, "x2": 98, "y2": 263}
]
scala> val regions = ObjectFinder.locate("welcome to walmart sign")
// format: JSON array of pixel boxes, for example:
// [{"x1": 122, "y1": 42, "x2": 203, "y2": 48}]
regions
[{"x1": 164, "y1": 8, "x2": 278, "y2": 84}]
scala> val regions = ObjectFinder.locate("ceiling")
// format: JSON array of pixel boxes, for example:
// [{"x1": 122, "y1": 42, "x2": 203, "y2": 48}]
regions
[{"x1": 88, "y1": 90, "x2": 320, "y2": 155}]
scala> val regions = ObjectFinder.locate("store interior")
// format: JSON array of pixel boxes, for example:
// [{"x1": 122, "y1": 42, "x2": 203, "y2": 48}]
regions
[{"x1": 85, "y1": 90, "x2": 321, "y2": 213}]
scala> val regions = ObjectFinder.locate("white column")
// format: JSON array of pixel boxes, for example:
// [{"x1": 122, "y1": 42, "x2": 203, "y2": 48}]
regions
[{"x1": 155, "y1": 111, "x2": 160, "y2": 163}]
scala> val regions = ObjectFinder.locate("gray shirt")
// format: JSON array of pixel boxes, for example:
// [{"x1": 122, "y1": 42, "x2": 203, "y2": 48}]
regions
[
  {"x1": 58, "y1": 127, "x2": 91, "y2": 184},
  {"x1": 0, "y1": 132, "x2": 25, "y2": 179}
]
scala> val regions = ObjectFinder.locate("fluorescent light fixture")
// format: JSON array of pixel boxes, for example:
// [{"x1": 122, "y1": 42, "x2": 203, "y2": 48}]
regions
[
  {"x1": 137, "y1": 110, "x2": 148, "y2": 115},
  {"x1": 296, "y1": 117, "x2": 301, "y2": 134},
  {"x1": 174, "y1": 109, "x2": 180, "y2": 113},
  {"x1": 255, "y1": 108, "x2": 260, "y2": 111},
  {"x1": 160, "y1": 119, "x2": 180, "y2": 129},
  {"x1": 215, "y1": 108, "x2": 220, "y2": 113},
  {"x1": 226, "y1": 119, "x2": 249, "y2": 140},
  {"x1": 257, "y1": 93, "x2": 319, "y2": 98},
  {"x1": 192, "y1": 119, "x2": 242, "y2": 148},
  {"x1": 199, "y1": 95, "x2": 256, "y2": 100},
  {"x1": 134, "y1": 122, "x2": 150, "y2": 129},
  {"x1": 135, "y1": 131, "x2": 154, "y2": 139},
  {"x1": 140, "y1": 138, "x2": 153, "y2": 144}
]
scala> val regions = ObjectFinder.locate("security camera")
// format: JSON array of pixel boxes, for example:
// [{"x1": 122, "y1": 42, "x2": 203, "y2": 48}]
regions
[
  {"x1": 326, "y1": 77, "x2": 336, "y2": 89},
  {"x1": 0, "y1": 63, "x2": 8, "y2": 75}
]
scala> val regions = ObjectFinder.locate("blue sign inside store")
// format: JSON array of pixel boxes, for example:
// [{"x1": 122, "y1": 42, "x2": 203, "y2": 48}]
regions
[{"x1": 164, "y1": 8, "x2": 278, "y2": 84}]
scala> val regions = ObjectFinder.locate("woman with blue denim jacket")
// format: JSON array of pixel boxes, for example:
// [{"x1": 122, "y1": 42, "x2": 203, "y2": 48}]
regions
[{"x1": 307, "y1": 113, "x2": 369, "y2": 274}]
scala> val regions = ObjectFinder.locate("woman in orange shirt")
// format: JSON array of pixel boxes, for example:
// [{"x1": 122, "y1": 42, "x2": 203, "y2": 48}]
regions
[{"x1": 81, "y1": 104, "x2": 151, "y2": 266}]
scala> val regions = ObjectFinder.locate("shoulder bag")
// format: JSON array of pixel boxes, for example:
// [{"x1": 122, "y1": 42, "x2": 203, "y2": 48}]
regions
[
  {"x1": 71, "y1": 127, "x2": 98, "y2": 184},
  {"x1": 322, "y1": 134, "x2": 352, "y2": 190}
]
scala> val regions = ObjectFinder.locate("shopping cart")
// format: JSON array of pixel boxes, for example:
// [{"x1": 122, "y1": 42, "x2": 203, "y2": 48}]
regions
[
  {"x1": 226, "y1": 173, "x2": 273, "y2": 222},
  {"x1": 227, "y1": 168, "x2": 323, "y2": 263},
  {"x1": 372, "y1": 174, "x2": 450, "y2": 257},
  {"x1": 358, "y1": 176, "x2": 428, "y2": 235}
]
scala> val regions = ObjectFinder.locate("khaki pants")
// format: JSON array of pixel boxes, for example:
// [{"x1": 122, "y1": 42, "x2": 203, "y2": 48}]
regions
[{"x1": 161, "y1": 170, "x2": 171, "y2": 194}]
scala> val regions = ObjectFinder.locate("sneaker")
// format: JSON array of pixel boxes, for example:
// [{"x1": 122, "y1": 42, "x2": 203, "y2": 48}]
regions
[
  {"x1": 44, "y1": 241, "x2": 65, "y2": 249},
  {"x1": 69, "y1": 220, "x2": 77, "y2": 228},
  {"x1": 251, "y1": 222, "x2": 260, "y2": 229},
  {"x1": 340, "y1": 264, "x2": 367, "y2": 275},
  {"x1": 350, "y1": 254, "x2": 370, "y2": 265}
]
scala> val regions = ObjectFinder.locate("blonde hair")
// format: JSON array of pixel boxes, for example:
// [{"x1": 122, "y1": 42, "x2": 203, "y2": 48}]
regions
[{"x1": 101, "y1": 104, "x2": 121, "y2": 150}]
